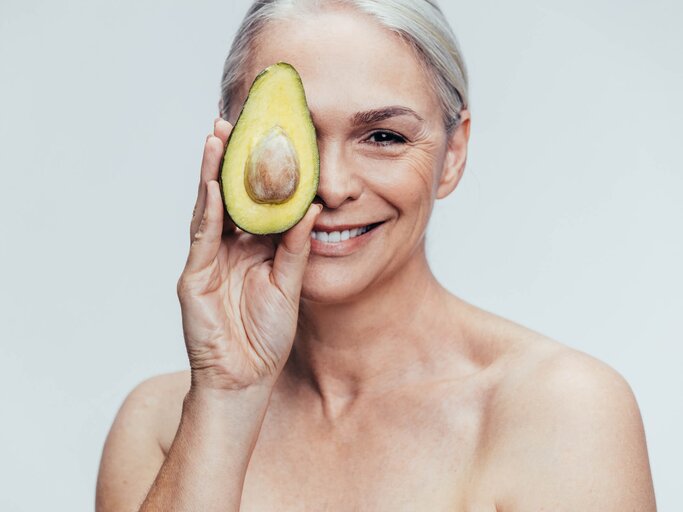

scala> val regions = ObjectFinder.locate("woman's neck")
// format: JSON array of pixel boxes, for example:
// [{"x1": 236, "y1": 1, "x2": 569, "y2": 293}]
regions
[{"x1": 280, "y1": 245, "x2": 472, "y2": 419}]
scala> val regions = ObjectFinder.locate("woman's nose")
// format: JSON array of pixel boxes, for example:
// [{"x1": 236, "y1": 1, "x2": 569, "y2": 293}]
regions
[{"x1": 313, "y1": 142, "x2": 361, "y2": 209}]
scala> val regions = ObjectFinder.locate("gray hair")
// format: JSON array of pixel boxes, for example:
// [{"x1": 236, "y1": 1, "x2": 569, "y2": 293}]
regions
[{"x1": 219, "y1": 0, "x2": 468, "y2": 132}]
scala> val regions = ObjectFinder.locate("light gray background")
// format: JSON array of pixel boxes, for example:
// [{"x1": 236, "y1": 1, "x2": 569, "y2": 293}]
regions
[{"x1": 1, "y1": 0, "x2": 681, "y2": 510}]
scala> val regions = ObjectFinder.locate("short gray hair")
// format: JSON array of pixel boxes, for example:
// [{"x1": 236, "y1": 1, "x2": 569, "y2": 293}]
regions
[{"x1": 219, "y1": 0, "x2": 468, "y2": 132}]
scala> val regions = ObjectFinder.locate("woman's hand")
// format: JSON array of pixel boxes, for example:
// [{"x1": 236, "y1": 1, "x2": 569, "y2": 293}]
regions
[{"x1": 177, "y1": 118, "x2": 321, "y2": 392}]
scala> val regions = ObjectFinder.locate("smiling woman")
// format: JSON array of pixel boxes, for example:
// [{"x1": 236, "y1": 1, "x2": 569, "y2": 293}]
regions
[{"x1": 96, "y1": 1, "x2": 657, "y2": 511}]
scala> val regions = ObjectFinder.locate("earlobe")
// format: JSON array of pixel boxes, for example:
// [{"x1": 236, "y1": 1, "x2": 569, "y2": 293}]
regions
[{"x1": 436, "y1": 110, "x2": 471, "y2": 200}]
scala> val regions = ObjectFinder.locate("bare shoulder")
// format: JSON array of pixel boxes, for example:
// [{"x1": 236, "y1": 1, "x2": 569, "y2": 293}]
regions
[
  {"x1": 123, "y1": 369, "x2": 191, "y2": 409},
  {"x1": 494, "y1": 338, "x2": 641, "y2": 422},
  {"x1": 124, "y1": 369, "x2": 191, "y2": 451},
  {"x1": 96, "y1": 370, "x2": 191, "y2": 512},
  {"x1": 477, "y1": 323, "x2": 657, "y2": 511}
]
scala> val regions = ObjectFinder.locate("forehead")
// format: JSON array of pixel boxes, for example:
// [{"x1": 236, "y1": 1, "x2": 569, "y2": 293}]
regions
[{"x1": 241, "y1": 7, "x2": 440, "y2": 122}]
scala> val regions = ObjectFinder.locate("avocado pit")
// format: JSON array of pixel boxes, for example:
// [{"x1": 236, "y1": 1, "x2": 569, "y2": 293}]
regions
[{"x1": 245, "y1": 125, "x2": 300, "y2": 204}]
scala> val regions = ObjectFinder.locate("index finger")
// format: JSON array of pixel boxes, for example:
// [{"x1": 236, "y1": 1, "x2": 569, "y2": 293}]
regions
[
  {"x1": 190, "y1": 135, "x2": 224, "y2": 241},
  {"x1": 190, "y1": 119, "x2": 234, "y2": 241}
]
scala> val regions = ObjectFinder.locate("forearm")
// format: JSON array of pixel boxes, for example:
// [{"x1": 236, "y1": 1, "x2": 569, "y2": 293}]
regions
[{"x1": 139, "y1": 383, "x2": 273, "y2": 511}]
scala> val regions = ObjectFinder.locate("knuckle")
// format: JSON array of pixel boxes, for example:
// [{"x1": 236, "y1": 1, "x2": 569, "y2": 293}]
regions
[
  {"x1": 191, "y1": 210, "x2": 210, "y2": 244},
  {"x1": 176, "y1": 274, "x2": 196, "y2": 299},
  {"x1": 176, "y1": 275, "x2": 188, "y2": 297},
  {"x1": 199, "y1": 206, "x2": 210, "y2": 229}
]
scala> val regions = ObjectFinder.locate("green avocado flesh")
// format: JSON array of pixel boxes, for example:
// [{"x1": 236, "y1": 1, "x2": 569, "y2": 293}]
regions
[{"x1": 220, "y1": 62, "x2": 319, "y2": 235}]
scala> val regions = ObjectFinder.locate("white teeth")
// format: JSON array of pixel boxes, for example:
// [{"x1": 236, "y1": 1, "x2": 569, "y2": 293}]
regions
[{"x1": 311, "y1": 224, "x2": 375, "y2": 243}]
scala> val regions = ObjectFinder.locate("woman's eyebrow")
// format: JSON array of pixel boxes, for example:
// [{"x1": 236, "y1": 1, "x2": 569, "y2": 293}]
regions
[{"x1": 350, "y1": 106, "x2": 425, "y2": 126}]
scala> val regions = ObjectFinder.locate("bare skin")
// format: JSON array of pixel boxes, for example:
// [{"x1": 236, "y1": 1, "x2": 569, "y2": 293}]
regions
[{"x1": 96, "y1": 6, "x2": 656, "y2": 512}]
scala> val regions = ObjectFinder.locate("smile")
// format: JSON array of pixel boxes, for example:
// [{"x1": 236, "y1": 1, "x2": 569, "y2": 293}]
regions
[
  {"x1": 309, "y1": 221, "x2": 385, "y2": 256},
  {"x1": 311, "y1": 222, "x2": 382, "y2": 243}
]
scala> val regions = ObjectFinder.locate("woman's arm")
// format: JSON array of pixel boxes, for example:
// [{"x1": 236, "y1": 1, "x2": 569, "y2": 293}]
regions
[
  {"x1": 96, "y1": 376, "x2": 271, "y2": 512},
  {"x1": 138, "y1": 384, "x2": 272, "y2": 511},
  {"x1": 96, "y1": 117, "x2": 320, "y2": 510}
]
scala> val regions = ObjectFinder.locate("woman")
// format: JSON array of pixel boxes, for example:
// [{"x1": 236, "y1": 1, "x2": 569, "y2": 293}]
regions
[{"x1": 96, "y1": 1, "x2": 657, "y2": 510}]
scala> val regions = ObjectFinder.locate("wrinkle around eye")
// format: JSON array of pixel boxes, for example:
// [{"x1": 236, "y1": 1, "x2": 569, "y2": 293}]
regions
[{"x1": 356, "y1": 138, "x2": 439, "y2": 167}]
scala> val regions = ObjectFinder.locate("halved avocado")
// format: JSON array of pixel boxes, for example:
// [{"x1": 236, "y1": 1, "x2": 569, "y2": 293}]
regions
[{"x1": 220, "y1": 62, "x2": 319, "y2": 234}]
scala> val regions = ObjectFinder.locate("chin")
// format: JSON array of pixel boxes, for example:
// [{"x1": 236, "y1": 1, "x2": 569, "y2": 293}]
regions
[{"x1": 300, "y1": 262, "x2": 374, "y2": 304}]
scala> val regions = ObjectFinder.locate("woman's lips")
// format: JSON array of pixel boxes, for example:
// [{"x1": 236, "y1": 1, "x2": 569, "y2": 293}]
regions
[{"x1": 309, "y1": 221, "x2": 384, "y2": 257}]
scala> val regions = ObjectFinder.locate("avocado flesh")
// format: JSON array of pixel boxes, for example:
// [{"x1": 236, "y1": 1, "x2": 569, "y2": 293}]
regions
[{"x1": 220, "y1": 62, "x2": 319, "y2": 235}]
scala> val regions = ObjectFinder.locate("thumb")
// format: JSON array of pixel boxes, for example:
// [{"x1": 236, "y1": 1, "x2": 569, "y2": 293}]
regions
[{"x1": 271, "y1": 203, "x2": 322, "y2": 299}]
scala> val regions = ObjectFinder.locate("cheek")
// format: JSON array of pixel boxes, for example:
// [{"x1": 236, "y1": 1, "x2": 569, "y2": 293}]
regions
[{"x1": 360, "y1": 147, "x2": 439, "y2": 216}]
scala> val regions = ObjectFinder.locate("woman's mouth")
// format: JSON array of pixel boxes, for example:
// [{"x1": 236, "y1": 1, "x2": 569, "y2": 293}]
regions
[
  {"x1": 310, "y1": 222, "x2": 382, "y2": 243},
  {"x1": 309, "y1": 221, "x2": 385, "y2": 256}
]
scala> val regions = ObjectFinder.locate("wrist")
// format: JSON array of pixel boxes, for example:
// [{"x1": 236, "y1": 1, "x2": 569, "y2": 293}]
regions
[
  {"x1": 189, "y1": 366, "x2": 278, "y2": 394},
  {"x1": 184, "y1": 380, "x2": 274, "y2": 417}
]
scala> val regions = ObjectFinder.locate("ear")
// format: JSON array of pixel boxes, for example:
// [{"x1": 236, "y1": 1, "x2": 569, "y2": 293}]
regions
[{"x1": 436, "y1": 109, "x2": 471, "y2": 200}]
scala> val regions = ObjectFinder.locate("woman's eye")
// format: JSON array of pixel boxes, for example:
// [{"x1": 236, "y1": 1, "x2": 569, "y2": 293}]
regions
[{"x1": 366, "y1": 131, "x2": 406, "y2": 145}]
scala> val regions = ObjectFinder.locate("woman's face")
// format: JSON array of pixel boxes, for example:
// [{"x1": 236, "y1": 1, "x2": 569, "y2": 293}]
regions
[{"x1": 233, "y1": 7, "x2": 470, "y2": 303}]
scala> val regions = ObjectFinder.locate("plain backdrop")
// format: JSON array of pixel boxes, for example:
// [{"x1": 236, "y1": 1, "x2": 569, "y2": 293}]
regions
[{"x1": 1, "y1": 0, "x2": 681, "y2": 510}]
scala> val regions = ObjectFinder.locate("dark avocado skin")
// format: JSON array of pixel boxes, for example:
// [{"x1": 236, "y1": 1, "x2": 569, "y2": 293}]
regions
[
  {"x1": 217, "y1": 136, "x2": 234, "y2": 229},
  {"x1": 218, "y1": 62, "x2": 320, "y2": 235}
]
